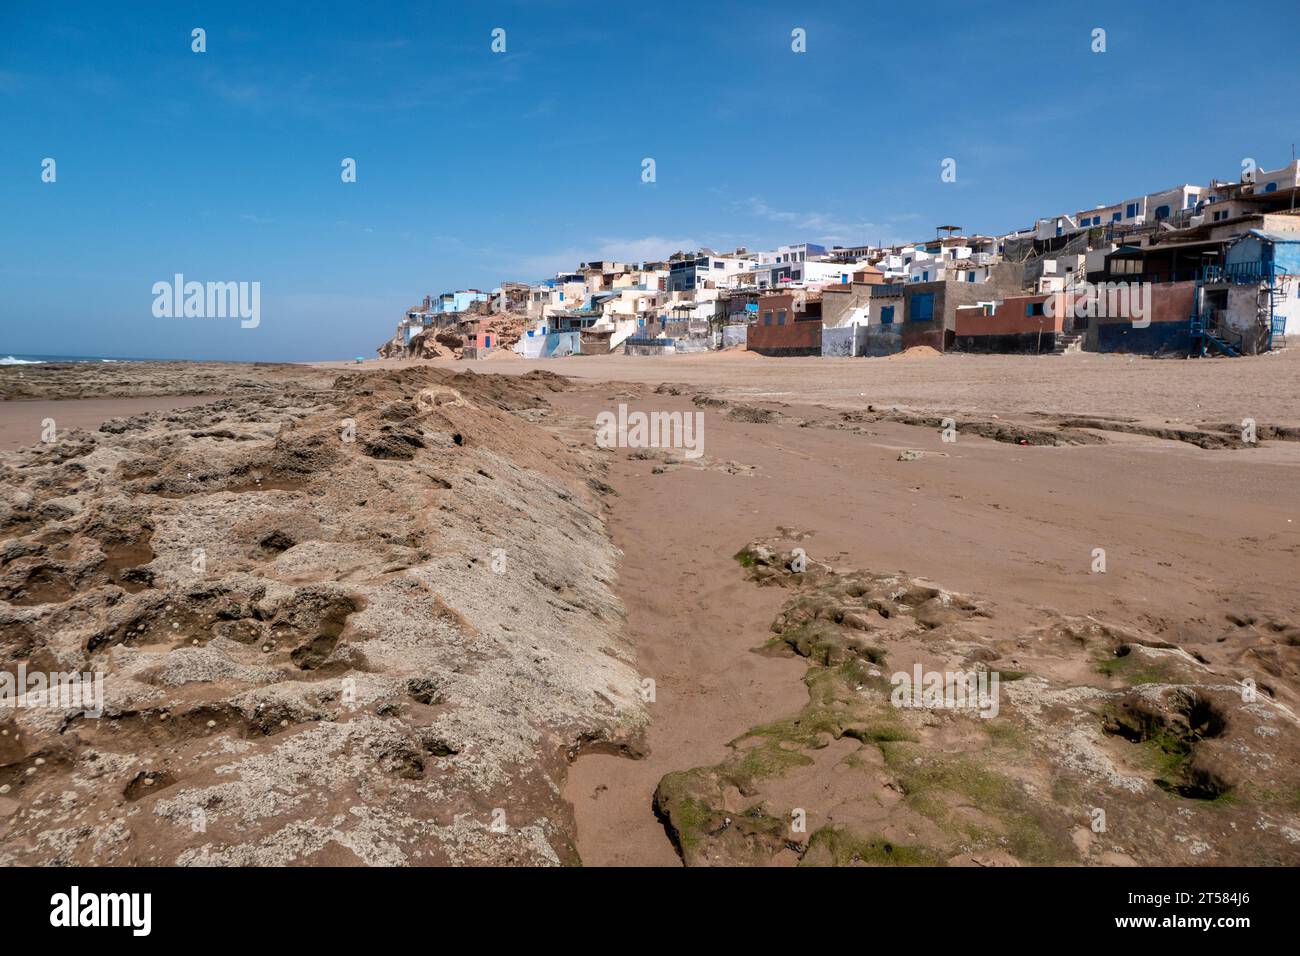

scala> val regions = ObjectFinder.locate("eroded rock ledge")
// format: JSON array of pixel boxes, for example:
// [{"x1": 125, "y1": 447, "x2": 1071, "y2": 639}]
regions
[{"x1": 0, "y1": 367, "x2": 645, "y2": 865}]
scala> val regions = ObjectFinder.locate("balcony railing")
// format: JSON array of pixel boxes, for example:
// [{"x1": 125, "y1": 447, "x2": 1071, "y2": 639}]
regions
[{"x1": 1201, "y1": 261, "x2": 1279, "y2": 284}]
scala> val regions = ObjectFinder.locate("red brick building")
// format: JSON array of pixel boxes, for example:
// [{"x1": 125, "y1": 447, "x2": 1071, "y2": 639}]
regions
[{"x1": 747, "y1": 291, "x2": 823, "y2": 356}]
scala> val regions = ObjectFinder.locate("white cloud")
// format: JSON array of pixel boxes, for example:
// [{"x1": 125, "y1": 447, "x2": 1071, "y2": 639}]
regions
[{"x1": 736, "y1": 196, "x2": 884, "y2": 244}]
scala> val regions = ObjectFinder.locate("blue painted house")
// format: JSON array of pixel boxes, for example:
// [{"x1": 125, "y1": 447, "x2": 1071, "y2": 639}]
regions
[{"x1": 1205, "y1": 230, "x2": 1300, "y2": 351}]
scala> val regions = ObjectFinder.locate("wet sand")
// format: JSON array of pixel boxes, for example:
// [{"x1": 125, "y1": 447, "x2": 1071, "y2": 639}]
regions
[{"x1": 0, "y1": 396, "x2": 221, "y2": 451}]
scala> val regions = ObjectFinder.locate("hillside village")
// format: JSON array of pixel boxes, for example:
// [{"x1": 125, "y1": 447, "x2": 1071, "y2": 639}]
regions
[{"x1": 378, "y1": 158, "x2": 1300, "y2": 362}]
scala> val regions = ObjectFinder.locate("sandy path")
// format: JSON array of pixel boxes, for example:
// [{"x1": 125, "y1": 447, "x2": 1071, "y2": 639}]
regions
[
  {"x1": 555, "y1": 383, "x2": 1300, "y2": 865},
  {"x1": 557, "y1": 394, "x2": 808, "y2": 865},
  {"x1": 0, "y1": 396, "x2": 222, "y2": 451}
]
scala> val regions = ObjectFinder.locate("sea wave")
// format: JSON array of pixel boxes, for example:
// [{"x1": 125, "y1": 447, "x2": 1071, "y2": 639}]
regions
[{"x1": 0, "y1": 356, "x2": 45, "y2": 365}]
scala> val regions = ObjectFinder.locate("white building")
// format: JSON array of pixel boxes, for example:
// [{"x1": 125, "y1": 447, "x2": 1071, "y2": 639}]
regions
[
  {"x1": 1037, "y1": 254, "x2": 1088, "y2": 292},
  {"x1": 1242, "y1": 160, "x2": 1300, "y2": 195},
  {"x1": 755, "y1": 242, "x2": 828, "y2": 266},
  {"x1": 753, "y1": 257, "x2": 861, "y2": 289}
]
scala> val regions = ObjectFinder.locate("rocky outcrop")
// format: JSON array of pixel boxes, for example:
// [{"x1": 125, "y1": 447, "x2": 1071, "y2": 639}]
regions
[
  {"x1": 0, "y1": 367, "x2": 644, "y2": 865},
  {"x1": 376, "y1": 307, "x2": 534, "y2": 362}
]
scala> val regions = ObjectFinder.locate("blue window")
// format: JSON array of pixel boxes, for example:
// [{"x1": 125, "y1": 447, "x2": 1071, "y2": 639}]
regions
[
  {"x1": 558, "y1": 292, "x2": 564, "y2": 301},
  {"x1": 1265, "y1": 182, "x2": 1278, "y2": 193},
  {"x1": 1026, "y1": 302, "x2": 1045, "y2": 317},
  {"x1": 880, "y1": 305, "x2": 895, "y2": 325},
  {"x1": 1056, "y1": 225, "x2": 1063, "y2": 237},
  {"x1": 1155, "y1": 205, "x2": 1170, "y2": 220},
  {"x1": 922, "y1": 271, "x2": 930, "y2": 281},
  {"x1": 1125, "y1": 202, "x2": 1139, "y2": 218},
  {"x1": 910, "y1": 293, "x2": 934, "y2": 322},
  {"x1": 967, "y1": 271, "x2": 976, "y2": 282},
  {"x1": 1112, "y1": 212, "x2": 1121, "y2": 222},
  {"x1": 777, "y1": 310, "x2": 787, "y2": 325}
]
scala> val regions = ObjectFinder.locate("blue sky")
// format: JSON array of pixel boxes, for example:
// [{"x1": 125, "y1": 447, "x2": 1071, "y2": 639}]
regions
[{"x1": 2, "y1": 0, "x2": 1298, "y2": 361}]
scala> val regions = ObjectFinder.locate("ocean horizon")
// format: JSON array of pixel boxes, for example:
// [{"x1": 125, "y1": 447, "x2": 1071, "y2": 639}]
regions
[{"x1": 0, "y1": 353, "x2": 311, "y2": 366}]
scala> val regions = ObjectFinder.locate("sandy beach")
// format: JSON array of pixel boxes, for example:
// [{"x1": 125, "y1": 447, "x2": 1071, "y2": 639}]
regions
[
  {"x1": 2, "y1": 353, "x2": 1298, "y2": 866},
  {"x1": 320, "y1": 347, "x2": 1300, "y2": 425},
  {"x1": 553, "y1": 378, "x2": 1299, "y2": 865}
]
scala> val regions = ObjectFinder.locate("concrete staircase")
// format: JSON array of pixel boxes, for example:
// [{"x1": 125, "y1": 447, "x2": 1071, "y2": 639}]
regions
[
  {"x1": 1050, "y1": 332, "x2": 1084, "y2": 355},
  {"x1": 607, "y1": 320, "x2": 639, "y2": 352}
]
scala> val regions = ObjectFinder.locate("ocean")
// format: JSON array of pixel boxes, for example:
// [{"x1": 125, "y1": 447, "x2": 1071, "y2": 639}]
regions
[{"x1": 1, "y1": 354, "x2": 164, "y2": 365}]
